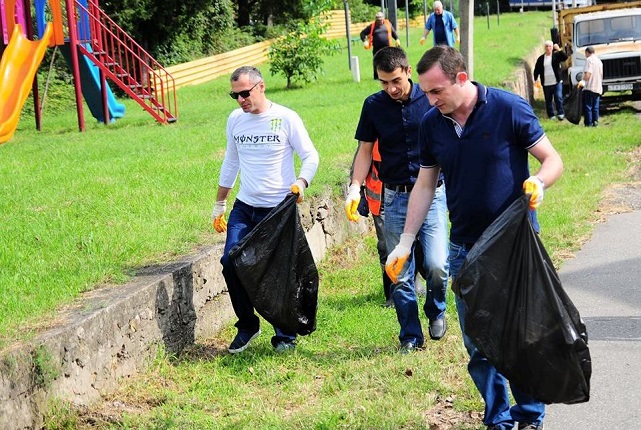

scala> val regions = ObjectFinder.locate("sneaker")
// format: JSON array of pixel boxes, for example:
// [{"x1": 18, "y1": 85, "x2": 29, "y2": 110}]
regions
[
  {"x1": 592, "y1": 121, "x2": 598, "y2": 127},
  {"x1": 557, "y1": 114, "x2": 565, "y2": 121},
  {"x1": 228, "y1": 329, "x2": 261, "y2": 354},
  {"x1": 518, "y1": 424, "x2": 543, "y2": 430},
  {"x1": 428, "y1": 318, "x2": 447, "y2": 340},
  {"x1": 274, "y1": 340, "x2": 296, "y2": 353},
  {"x1": 382, "y1": 298, "x2": 395, "y2": 308},
  {"x1": 399, "y1": 341, "x2": 421, "y2": 355}
]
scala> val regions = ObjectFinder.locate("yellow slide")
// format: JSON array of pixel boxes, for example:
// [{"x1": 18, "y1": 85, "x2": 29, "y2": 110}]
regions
[{"x1": 0, "y1": 23, "x2": 53, "y2": 144}]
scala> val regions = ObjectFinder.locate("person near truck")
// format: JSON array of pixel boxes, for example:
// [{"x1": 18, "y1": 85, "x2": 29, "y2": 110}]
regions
[
  {"x1": 533, "y1": 40, "x2": 568, "y2": 120},
  {"x1": 578, "y1": 46, "x2": 603, "y2": 127},
  {"x1": 360, "y1": 11, "x2": 401, "y2": 80}
]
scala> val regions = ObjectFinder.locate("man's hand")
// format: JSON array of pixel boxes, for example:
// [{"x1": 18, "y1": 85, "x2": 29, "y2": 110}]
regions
[
  {"x1": 345, "y1": 184, "x2": 361, "y2": 222},
  {"x1": 419, "y1": 36, "x2": 426, "y2": 45},
  {"x1": 385, "y1": 233, "x2": 415, "y2": 284},
  {"x1": 212, "y1": 200, "x2": 227, "y2": 233},
  {"x1": 290, "y1": 179, "x2": 307, "y2": 203},
  {"x1": 395, "y1": 39, "x2": 401, "y2": 47},
  {"x1": 523, "y1": 176, "x2": 545, "y2": 210}
]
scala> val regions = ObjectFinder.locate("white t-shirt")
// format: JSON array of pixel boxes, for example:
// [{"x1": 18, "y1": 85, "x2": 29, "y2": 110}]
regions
[
  {"x1": 543, "y1": 55, "x2": 557, "y2": 86},
  {"x1": 584, "y1": 55, "x2": 603, "y2": 95},
  {"x1": 220, "y1": 102, "x2": 319, "y2": 208}
]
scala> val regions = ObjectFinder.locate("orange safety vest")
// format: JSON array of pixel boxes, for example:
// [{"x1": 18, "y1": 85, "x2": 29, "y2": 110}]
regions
[
  {"x1": 366, "y1": 19, "x2": 394, "y2": 50},
  {"x1": 365, "y1": 140, "x2": 383, "y2": 216}
]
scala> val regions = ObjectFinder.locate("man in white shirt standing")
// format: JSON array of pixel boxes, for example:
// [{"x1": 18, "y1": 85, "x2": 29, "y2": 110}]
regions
[
  {"x1": 579, "y1": 46, "x2": 603, "y2": 127},
  {"x1": 212, "y1": 66, "x2": 319, "y2": 354}
]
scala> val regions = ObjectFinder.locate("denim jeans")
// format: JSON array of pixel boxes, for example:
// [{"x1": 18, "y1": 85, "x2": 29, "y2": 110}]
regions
[
  {"x1": 582, "y1": 90, "x2": 600, "y2": 126},
  {"x1": 449, "y1": 242, "x2": 545, "y2": 429},
  {"x1": 383, "y1": 184, "x2": 449, "y2": 346},
  {"x1": 543, "y1": 82, "x2": 564, "y2": 118},
  {"x1": 220, "y1": 199, "x2": 296, "y2": 345}
]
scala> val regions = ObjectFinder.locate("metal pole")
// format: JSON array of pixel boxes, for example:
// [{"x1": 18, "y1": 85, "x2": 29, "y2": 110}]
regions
[
  {"x1": 486, "y1": 3, "x2": 490, "y2": 29},
  {"x1": 344, "y1": 0, "x2": 352, "y2": 70},
  {"x1": 405, "y1": 0, "x2": 409, "y2": 47}
]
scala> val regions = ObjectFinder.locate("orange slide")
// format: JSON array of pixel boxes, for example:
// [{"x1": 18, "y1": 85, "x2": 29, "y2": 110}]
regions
[{"x1": 0, "y1": 23, "x2": 53, "y2": 144}]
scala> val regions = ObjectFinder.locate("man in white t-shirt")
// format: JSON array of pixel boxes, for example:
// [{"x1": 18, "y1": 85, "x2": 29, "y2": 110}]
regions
[
  {"x1": 211, "y1": 66, "x2": 319, "y2": 354},
  {"x1": 578, "y1": 46, "x2": 603, "y2": 127}
]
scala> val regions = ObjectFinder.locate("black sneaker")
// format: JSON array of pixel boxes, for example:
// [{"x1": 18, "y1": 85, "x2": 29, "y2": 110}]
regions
[
  {"x1": 274, "y1": 340, "x2": 296, "y2": 353},
  {"x1": 228, "y1": 329, "x2": 261, "y2": 354},
  {"x1": 518, "y1": 424, "x2": 543, "y2": 430}
]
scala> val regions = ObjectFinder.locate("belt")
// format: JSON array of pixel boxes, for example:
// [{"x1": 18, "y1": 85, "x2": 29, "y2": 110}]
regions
[
  {"x1": 384, "y1": 180, "x2": 443, "y2": 193},
  {"x1": 385, "y1": 183, "x2": 413, "y2": 193}
]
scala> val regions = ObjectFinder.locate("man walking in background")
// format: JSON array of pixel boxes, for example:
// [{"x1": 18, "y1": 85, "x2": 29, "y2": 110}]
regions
[
  {"x1": 360, "y1": 11, "x2": 401, "y2": 79},
  {"x1": 212, "y1": 66, "x2": 319, "y2": 354},
  {"x1": 420, "y1": 1, "x2": 460, "y2": 47}
]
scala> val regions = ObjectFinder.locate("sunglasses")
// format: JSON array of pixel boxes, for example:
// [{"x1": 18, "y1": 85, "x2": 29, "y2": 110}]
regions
[{"x1": 229, "y1": 81, "x2": 262, "y2": 100}]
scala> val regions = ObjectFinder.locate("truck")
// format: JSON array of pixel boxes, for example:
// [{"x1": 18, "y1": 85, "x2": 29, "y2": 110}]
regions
[{"x1": 556, "y1": 1, "x2": 641, "y2": 99}]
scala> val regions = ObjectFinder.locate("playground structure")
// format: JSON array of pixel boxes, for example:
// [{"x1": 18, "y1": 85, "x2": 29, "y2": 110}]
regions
[{"x1": 0, "y1": 0, "x2": 177, "y2": 144}]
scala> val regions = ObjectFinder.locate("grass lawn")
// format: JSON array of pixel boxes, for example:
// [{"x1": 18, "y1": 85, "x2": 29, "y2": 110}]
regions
[{"x1": 11, "y1": 10, "x2": 638, "y2": 429}]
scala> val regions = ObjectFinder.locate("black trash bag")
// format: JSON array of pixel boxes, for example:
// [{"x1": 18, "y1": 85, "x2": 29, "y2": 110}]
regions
[
  {"x1": 357, "y1": 185, "x2": 370, "y2": 217},
  {"x1": 563, "y1": 85, "x2": 583, "y2": 125},
  {"x1": 229, "y1": 194, "x2": 319, "y2": 336},
  {"x1": 452, "y1": 195, "x2": 591, "y2": 404}
]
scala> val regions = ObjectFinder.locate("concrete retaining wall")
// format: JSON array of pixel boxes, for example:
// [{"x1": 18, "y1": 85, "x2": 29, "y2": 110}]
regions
[{"x1": 0, "y1": 192, "x2": 368, "y2": 429}]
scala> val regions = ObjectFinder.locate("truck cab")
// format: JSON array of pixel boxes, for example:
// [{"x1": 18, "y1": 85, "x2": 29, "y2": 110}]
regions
[{"x1": 558, "y1": 2, "x2": 641, "y2": 97}]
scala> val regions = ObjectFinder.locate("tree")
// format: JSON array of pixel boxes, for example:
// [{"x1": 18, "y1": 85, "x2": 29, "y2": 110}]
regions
[{"x1": 268, "y1": 1, "x2": 339, "y2": 88}]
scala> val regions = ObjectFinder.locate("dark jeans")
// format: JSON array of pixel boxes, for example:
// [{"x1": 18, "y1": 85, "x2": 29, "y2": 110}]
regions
[
  {"x1": 543, "y1": 82, "x2": 564, "y2": 118},
  {"x1": 220, "y1": 199, "x2": 296, "y2": 345},
  {"x1": 582, "y1": 90, "x2": 601, "y2": 126}
]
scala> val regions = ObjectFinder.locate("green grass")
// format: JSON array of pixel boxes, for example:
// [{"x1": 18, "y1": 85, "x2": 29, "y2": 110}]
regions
[{"x1": 2, "y1": 9, "x2": 632, "y2": 429}]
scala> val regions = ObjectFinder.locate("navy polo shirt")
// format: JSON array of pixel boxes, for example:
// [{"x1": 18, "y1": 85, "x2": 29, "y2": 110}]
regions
[
  {"x1": 355, "y1": 82, "x2": 433, "y2": 185},
  {"x1": 418, "y1": 83, "x2": 545, "y2": 244}
]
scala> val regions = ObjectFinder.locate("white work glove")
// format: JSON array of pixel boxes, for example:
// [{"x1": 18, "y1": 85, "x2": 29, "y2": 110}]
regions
[
  {"x1": 523, "y1": 176, "x2": 545, "y2": 210},
  {"x1": 578, "y1": 80, "x2": 585, "y2": 88},
  {"x1": 290, "y1": 178, "x2": 307, "y2": 203},
  {"x1": 385, "y1": 233, "x2": 415, "y2": 284},
  {"x1": 211, "y1": 200, "x2": 227, "y2": 233},
  {"x1": 345, "y1": 184, "x2": 361, "y2": 222}
]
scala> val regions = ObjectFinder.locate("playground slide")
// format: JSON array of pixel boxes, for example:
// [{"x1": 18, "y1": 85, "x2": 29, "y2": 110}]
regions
[
  {"x1": 60, "y1": 44, "x2": 125, "y2": 123},
  {"x1": 0, "y1": 23, "x2": 53, "y2": 144}
]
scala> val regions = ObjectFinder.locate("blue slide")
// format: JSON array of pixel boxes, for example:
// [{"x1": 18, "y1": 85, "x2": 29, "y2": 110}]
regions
[{"x1": 60, "y1": 44, "x2": 126, "y2": 123}]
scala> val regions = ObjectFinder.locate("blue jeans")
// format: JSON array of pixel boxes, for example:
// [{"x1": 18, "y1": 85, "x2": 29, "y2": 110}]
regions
[
  {"x1": 449, "y1": 242, "x2": 545, "y2": 429},
  {"x1": 383, "y1": 184, "x2": 449, "y2": 346},
  {"x1": 220, "y1": 199, "x2": 296, "y2": 345},
  {"x1": 543, "y1": 82, "x2": 564, "y2": 118},
  {"x1": 582, "y1": 90, "x2": 600, "y2": 126}
]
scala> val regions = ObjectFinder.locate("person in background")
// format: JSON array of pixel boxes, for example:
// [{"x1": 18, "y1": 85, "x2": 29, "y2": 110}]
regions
[
  {"x1": 533, "y1": 40, "x2": 568, "y2": 120},
  {"x1": 420, "y1": 1, "x2": 460, "y2": 47},
  {"x1": 386, "y1": 46, "x2": 563, "y2": 430},
  {"x1": 360, "y1": 11, "x2": 401, "y2": 79},
  {"x1": 346, "y1": 47, "x2": 449, "y2": 354},
  {"x1": 578, "y1": 46, "x2": 603, "y2": 127},
  {"x1": 212, "y1": 66, "x2": 319, "y2": 354}
]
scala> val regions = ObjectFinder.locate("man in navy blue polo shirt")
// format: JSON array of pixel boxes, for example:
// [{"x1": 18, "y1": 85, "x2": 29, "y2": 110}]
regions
[
  {"x1": 386, "y1": 46, "x2": 564, "y2": 430},
  {"x1": 345, "y1": 47, "x2": 449, "y2": 353}
]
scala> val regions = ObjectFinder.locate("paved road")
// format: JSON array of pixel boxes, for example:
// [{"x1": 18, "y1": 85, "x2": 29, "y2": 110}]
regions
[{"x1": 545, "y1": 204, "x2": 641, "y2": 429}]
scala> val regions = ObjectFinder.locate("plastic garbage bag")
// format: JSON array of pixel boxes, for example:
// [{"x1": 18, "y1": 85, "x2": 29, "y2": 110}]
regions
[
  {"x1": 229, "y1": 194, "x2": 318, "y2": 336},
  {"x1": 563, "y1": 86, "x2": 583, "y2": 125},
  {"x1": 452, "y1": 195, "x2": 591, "y2": 404}
]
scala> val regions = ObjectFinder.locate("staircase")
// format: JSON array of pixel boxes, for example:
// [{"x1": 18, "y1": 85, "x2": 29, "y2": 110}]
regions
[{"x1": 72, "y1": 0, "x2": 177, "y2": 124}]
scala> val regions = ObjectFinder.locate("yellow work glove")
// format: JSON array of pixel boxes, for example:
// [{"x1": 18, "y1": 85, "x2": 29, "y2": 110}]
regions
[
  {"x1": 290, "y1": 178, "x2": 307, "y2": 203},
  {"x1": 363, "y1": 40, "x2": 371, "y2": 50},
  {"x1": 385, "y1": 233, "x2": 415, "y2": 284},
  {"x1": 577, "y1": 80, "x2": 585, "y2": 88},
  {"x1": 345, "y1": 184, "x2": 361, "y2": 222},
  {"x1": 395, "y1": 39, "x2": 401, "y2": 47},
  {"x1": 523, "y1": 176, "x2": 545, "y2": 210},
  {"x1": 419, "y1": 37, "x2": 426, "y2": 45},
  {"x1": 211, "y1": 200, "x2": 227, "y2": 233}
]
